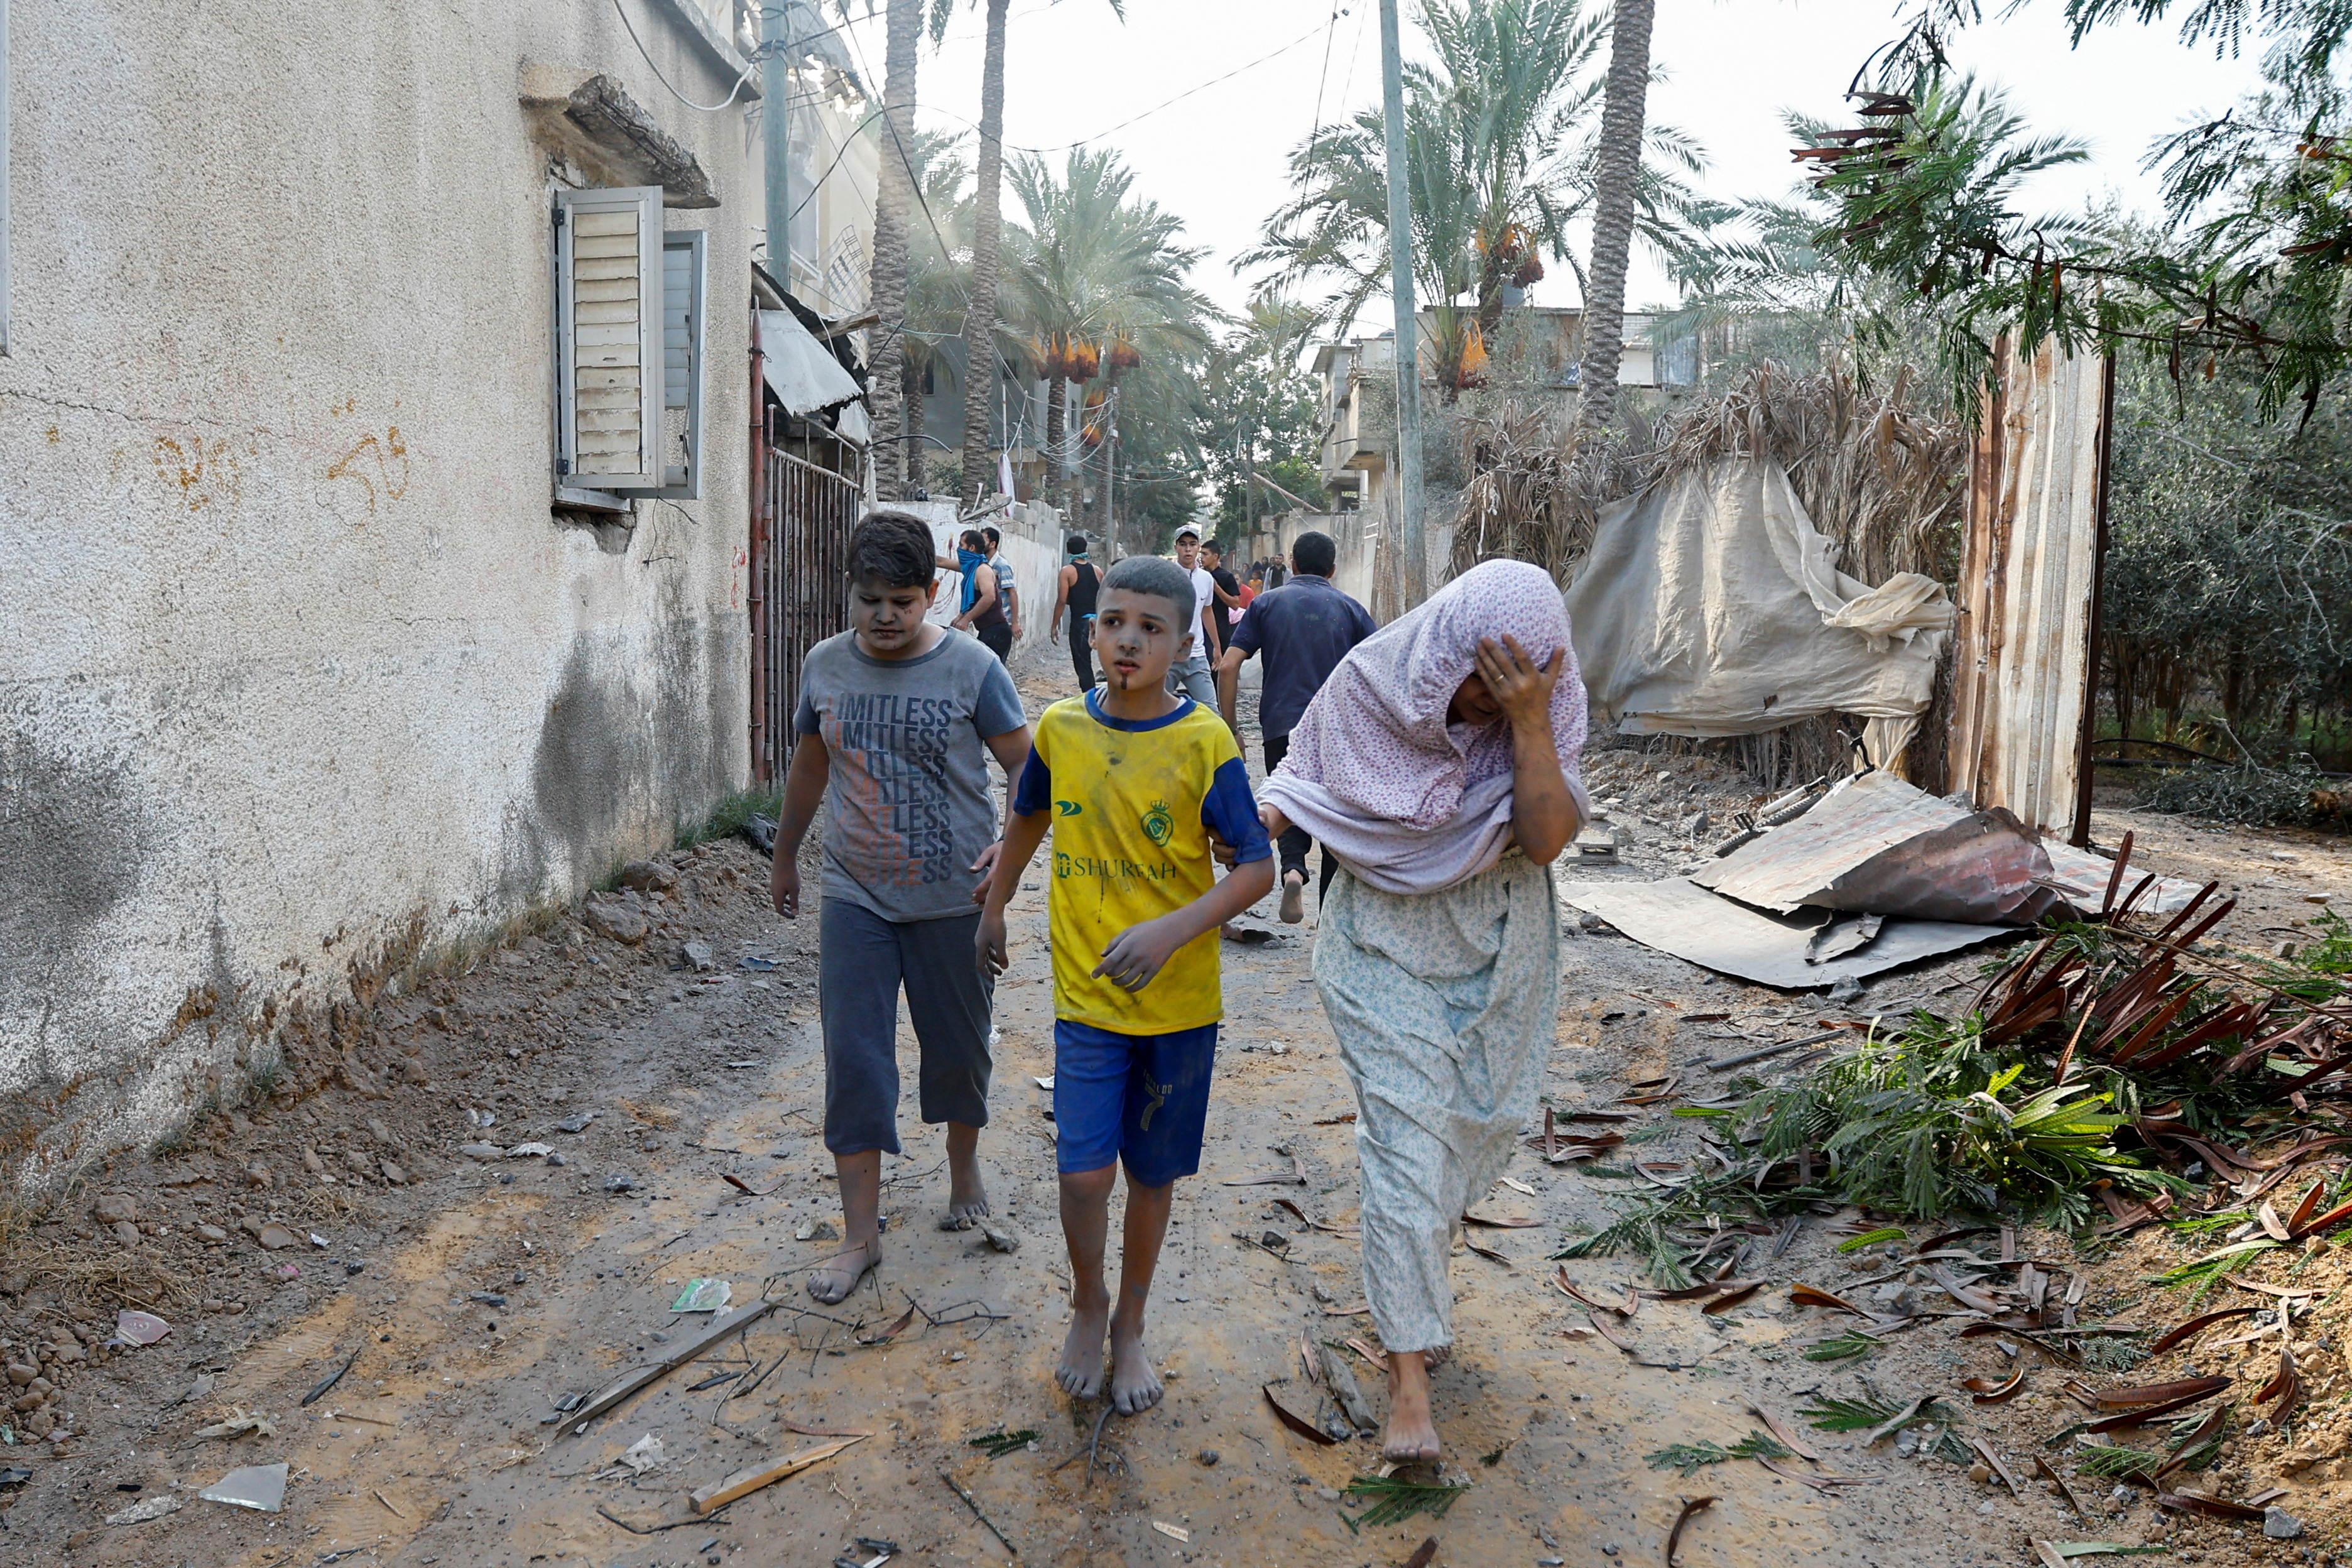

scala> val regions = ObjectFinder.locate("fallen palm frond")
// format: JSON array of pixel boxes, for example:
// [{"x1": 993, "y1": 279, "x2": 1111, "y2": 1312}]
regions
[
  {"x1": 965, "y1": 1429, "x2": 1038, "y2": 1459},
  {"x1": 1336, "y1": 1474, "x2": 1469, "y2": 1533},
  {"x1": 1804, "y1": 1330, "x2": 1884, "y2": 1363},
  {"x1": 1799, "y1": 1393, "x2": 1955, "y2": 1435},
  {"x1": 1559, "y1": 871, "x2": 2352, "y2": 1282},
  {"x1": 1645, "y1": 1431, "x2": 1794, "y2": 1477}
]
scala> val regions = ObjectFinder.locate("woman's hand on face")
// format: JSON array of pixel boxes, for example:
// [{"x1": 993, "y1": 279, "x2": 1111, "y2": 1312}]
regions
[{"x1": 1475, "y1": 634, "x2": 1564, "y2": 731}]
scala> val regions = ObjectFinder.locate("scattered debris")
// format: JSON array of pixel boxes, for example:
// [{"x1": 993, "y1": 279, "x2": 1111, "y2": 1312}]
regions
[
  {"x1": 114, "y1": 1310, "x2": 170, "y2": 1346},
  {"x1": 669, "y1": 1279, "x2": 732, "y2": 1314},
  {"x1": 1665, "y1": 1494, "x2": 1717, "y2": 1567},
  {"x1": 1645, "y1": 1430, "x2": 1793, "y2": 1477},
  {"x1": 1263, "y1": 1381, "x2": 1341, "y2": 1445},
  {"x1": 562, "y1": 1302, "x2": 781, "y2": 1432},
  {"x1": 106, "y1": 1493, "x2": 183, "y2": 1526},
  {"x1": 199, "y1": 1461, "x2": 290, "y2": 1513},
  {"x1": 966, "y1": 1429, "x2": 1038, "y2": 1459},
  {"x1": 193, "y1": 1408, "x2": 277, "y2": 1440},
  {"x1": 300, "y1": 1348, "x2": 362, "y2": 1408},
  {"x1": 690, "y1": 1435, "x2": 865, "y2": 1513},
  {"x1": 940, "y1": 1471, "x2": 1018, "y2": 1556},
  {"x1": 614, "y1": 1433, "x2": 667, "y2": 1476},
  {"x1": 1151, "y1": 1520, "x2": 1191, "y2": 1542},
  {"x1": 1338, "y1": 1474, "x2": 1467, "y2": 1533}
]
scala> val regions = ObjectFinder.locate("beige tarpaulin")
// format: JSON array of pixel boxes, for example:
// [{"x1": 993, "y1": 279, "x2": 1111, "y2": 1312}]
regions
[{"x1": 1564, "y1": 460, "x2": 1955, "y2": 768}]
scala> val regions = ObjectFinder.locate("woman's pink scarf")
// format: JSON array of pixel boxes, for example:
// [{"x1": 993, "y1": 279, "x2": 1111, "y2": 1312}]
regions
[{"x1": 1258, "y1": 559, "x2": 1589, "y2": 895}]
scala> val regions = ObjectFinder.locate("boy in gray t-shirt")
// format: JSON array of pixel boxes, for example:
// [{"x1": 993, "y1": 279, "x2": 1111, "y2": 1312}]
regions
[{"x1": 771, "y1": 511, "x2": 1032, "y2": 1304}]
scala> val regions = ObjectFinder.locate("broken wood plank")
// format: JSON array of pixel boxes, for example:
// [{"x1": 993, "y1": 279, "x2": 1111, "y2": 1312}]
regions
[
  {"x1": 565, "y1": 1301, "x2": 781, "y2": 1434},
  {"x1": 689, "y1": 1435, "x2": 865, "y2": 1513}
]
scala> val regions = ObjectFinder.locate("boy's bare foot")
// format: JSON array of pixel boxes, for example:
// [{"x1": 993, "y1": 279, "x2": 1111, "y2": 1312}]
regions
[
  {"x1": 1057, "y1": 1304, "x2": 1109, "y2": 1399},
  {"x1": 1278, "y1": 870, "x2": 1305, "y2": 925},
  {"x1": 939, "y1": 1158, "x2": 992, "y2": 1231},
  {"x1": 805, "y1": 1238, "x2": 880, "y2": 1305},
  {"x1": 1108, "y1": 1322, "x2": 1163, "y2": 1414},
  {"x1": 1381, "y1": 1349, "x2": 1442, "y2": 1462}
]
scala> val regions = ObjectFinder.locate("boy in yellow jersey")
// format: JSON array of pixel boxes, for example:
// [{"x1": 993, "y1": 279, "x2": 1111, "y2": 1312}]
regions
[{"x1": 978, "y1": 555, "x2": 1275, "y2": 1414}]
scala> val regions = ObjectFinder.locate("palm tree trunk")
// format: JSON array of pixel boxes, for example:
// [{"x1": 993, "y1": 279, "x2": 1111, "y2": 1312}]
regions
[
  {"x1": 961, "y1": 0, "x2": 1013, "y2": 506},
  {"x1": 904, "y1": 362, "x2": 927, "y2": 496},
  {"x1": 1045, "y1": 376, "x2": 1067, "y2": 520},
  {"x1": 1572, "y1": 0, "x2": 1655, "y2": 440},
  {"x1": 866, "y1": 0, "x2": 922, "y2": 500}
]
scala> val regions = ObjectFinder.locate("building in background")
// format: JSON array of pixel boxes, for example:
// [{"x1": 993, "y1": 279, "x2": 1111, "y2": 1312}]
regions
[{"x1": 1313, "y1": 307, "x2": 1692, "y2": 514}]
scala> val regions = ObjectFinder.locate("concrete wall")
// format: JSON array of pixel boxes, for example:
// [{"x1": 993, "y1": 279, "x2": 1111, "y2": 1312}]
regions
[
  {"x1": 913, "y1": 500, "x2": 1069, "y2": 663},
  {"x1": 1241, "y1": 510, "x2": 1386, "y2": 621},
  {"x1": 0, "y1": 3, "x2": 768, "y2": 1190}
]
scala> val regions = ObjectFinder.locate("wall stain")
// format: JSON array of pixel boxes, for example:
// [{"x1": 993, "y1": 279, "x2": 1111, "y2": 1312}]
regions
[
  {"x1": 324, "y1": 427, "x2": 411, "y2": 515},
  {"x1": 151, "y1": 433, "x2": 244, "y2": 510}
]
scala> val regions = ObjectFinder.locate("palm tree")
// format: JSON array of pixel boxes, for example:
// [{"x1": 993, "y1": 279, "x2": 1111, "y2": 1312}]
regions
[
  {"x1": 901, "y1": 130, "x2": 974, "y2": 495},
  {"x1": 1571, "y1": 0, "x2": 1654, "y2": 438},
  {"x1": 864, "y1": 0, "x2": 923, "y2": 499},
  {"x1": 1001, "y1": 148, "x2": 1215, "y2": 535},
  {"x1": 1245, "y1": 0, "x2": 1701, "y2": 397},
  {"x1": 946, "y1": 1, "x2": 1126, "y2": 508}
]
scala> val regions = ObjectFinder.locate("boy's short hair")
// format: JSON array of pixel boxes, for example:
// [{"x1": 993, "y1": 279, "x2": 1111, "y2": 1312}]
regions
[
  {"x1": 1292, "y1": 530, "x2": 1337, "y2": 577},
  {"x1": 848, "y1": 510, "x2": 939, "y2": 589},
  {"x1": 1101, "y1": 555, "x2": 1195, "y2": 628},
  {"x1": 959, "y1": 527, "x2": 988, "y2": 553},
  {"x1": 1200, "y1": 542, "x2": 1221, "y2": 559},
  {"x1": 983, "y1": 526, "x2": 1002, "y2": 549},
  {"x1": 1065, "y1": 533, "x2": 1088, "y2": 554}
]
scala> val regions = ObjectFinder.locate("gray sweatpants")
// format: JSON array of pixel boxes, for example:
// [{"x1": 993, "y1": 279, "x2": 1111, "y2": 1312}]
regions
[
  {"x1": 820, "y1": 900, "x2": 994, "y2": 1156},
  {"x1": 1169, "y1": 649, "x2": 1216, "y2": 705}
]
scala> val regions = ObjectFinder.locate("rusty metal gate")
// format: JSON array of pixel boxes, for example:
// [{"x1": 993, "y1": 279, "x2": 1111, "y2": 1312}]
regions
[{"x1": 751, "y1": 442, "x2": 862, "y2": 781}]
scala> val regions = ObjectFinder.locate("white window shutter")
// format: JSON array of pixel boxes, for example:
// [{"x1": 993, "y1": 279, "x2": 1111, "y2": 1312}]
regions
[
  {"x1": 653, "y1": 230, "x2": 707, "y2": 499},
  {"x1": 555, "y1": 186, "x2": 663, "y2": 489}
]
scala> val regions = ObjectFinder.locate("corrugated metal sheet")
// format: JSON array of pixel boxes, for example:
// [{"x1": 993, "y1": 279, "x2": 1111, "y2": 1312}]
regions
[
  {"x1": 756, "y1": 308, "x2": 864, "y2": 419},
  {"x1": 1690, "y1": 770, "x2": 2073, "y2": 924},
  {"x1": 1948, "y1": 339, "x2": 2113, "y2": 840}
]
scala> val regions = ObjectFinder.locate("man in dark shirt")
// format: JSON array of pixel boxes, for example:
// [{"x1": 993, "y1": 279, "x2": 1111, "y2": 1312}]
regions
[
  {"x1": 1215, "y1": 530, "x2": 1376, "y2": 924},
  {"x1": 1200, "y1": 542, "x2": 1243, "y2": 653}
]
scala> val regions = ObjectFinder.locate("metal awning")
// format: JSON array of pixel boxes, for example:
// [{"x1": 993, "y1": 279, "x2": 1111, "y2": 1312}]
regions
[{"x1": 757, "y1": 309, "x2": 864, "y2": 422}]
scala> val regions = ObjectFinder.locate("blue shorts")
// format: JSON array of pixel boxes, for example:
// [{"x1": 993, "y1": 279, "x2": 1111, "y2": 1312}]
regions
[{"x1": 1053, "y1": 1020, "x2": 1218, "y2": 1186}]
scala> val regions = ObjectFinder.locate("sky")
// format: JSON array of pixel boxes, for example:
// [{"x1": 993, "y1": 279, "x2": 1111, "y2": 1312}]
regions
[{"x1": 821, "y1": 0, "x2": 2273, "y2": 337}]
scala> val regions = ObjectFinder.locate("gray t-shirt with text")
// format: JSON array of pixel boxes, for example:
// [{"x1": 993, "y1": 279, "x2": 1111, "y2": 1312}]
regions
[{"x1": 793, "y1": 629, "x2": 1026, "y2": 922}]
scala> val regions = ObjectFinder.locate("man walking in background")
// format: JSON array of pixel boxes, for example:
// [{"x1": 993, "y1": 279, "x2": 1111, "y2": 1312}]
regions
[
  {"x1": 1216, "y1": 530, "x2": 1375, "y2": 925},
  {"x1": 982, "y1": 525, "x2": 1021, "y2": 645},
  {"x1": 1168, "y1": 526, "x2": 1220, "y2": 706},
  {"x1": 1200, "y1": 541, "x2": 1243, "y2": 658},
  {"x1": 1048, "y1": 532, "x2": 1101, "y2": 694}
]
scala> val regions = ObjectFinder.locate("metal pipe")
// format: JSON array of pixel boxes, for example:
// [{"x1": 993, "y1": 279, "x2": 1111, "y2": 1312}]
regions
[
  {"x1": 761, "y1": 3, "x2": 793, "y2": 283},
  {"x1": 748, "y1": 342, "x2": 770, "y2": 782},
  {"x1": 1376, "y1": 0, "x2": 1427, "y2": 606}
]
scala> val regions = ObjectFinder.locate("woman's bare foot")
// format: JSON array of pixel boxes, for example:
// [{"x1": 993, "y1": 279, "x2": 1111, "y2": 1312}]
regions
[
  {"x1": 1108, "y1": 1320, "x2": 1163, "y2": 1413},
  {"x1": 1057, "y1": 1303, "x2": 1109, "y2": 1399},
  {"x1": 1278, "y1": 870, "x2": 1306, "y2": 925},
  {"x1": 805, "y1": 1238, "x2": 881, "y2": 1305},
  {"x1": 1381, "y1": 1349, "x2": 1442, "y2": 1462}
]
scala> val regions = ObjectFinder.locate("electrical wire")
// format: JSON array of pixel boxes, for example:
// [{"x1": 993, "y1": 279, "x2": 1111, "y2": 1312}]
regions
[
  {"x1": 610, "y1": 0, "x2": 770, "y2": 112},
  {"x1": 901, "y1": 17, "x2": 1338, "y2": 156}
]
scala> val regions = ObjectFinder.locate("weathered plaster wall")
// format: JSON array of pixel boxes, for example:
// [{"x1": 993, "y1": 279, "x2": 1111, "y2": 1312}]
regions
[{"x1": 0, "y1": 3, "x2": 763, "y2": 1189}]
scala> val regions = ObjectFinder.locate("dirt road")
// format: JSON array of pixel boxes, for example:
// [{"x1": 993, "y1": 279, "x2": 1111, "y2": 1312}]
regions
[{"x1": 8, "y1": 645, "x2": 2349, "y2": 1567}]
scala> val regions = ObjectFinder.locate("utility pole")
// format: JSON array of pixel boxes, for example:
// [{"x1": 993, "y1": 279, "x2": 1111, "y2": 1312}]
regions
[
  {"x1": 1377, "y1": 0, "x2": 1427, "y2": 605},
  {"x1": 761, "y1": 2, "x2": 793, "y2": 283}
]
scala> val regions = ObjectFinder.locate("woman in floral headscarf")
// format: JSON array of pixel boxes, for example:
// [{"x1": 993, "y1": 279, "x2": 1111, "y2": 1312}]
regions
[{"x1": 1257, "y1": 559, "x2": 1588, "y2": 1462}]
